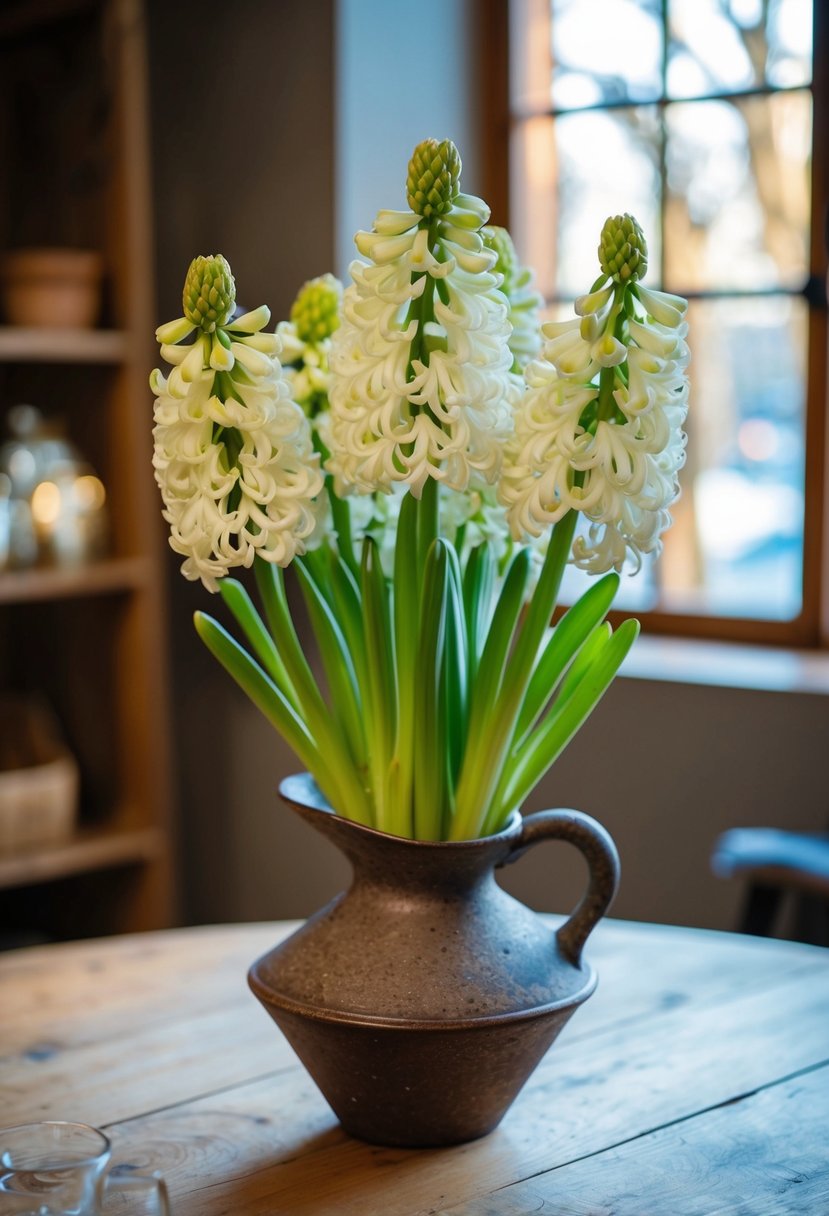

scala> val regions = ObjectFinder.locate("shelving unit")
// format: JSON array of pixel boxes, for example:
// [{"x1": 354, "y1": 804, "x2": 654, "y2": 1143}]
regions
[
  {"x1": 0, "y1": 557, "x2": 150, "y2": 604},
  {"x1": 0, "y1": 824, "x2": 164, "y2": 888},
  {"x1": 0, "y1": 327, "x2": 129, "y2": 363},
  {"x1": 0, "y1": 0, "x2": 176, "y2": 943}
]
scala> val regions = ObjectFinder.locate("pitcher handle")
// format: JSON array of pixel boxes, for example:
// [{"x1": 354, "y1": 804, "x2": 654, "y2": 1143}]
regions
[{"x1": 509, "y1": 809, "x2": 620, "y2": 966}]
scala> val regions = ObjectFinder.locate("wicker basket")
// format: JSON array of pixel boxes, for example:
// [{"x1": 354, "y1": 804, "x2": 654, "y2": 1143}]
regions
[{"x1": 0, "y1": 700, "x2": 79, "y2": 854}]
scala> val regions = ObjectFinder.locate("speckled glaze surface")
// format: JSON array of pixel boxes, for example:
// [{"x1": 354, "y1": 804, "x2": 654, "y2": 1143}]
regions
[{"x1": 248, "y1": 773, "x2": 620, "y2": 1147}]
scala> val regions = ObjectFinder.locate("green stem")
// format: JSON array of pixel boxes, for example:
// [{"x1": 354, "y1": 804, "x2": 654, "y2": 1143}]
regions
[
  {"x1": 361, "y1": 537, "x2": 396, "y2": 830},
  {"x1": 390, "y1": 490, "x2": 419, "y2": 838},
  {"x1": 596, "y1": 284, "x2": 628, "y2": 424},
  {"x1": 326, "y1": 482, "x2": 359, "y2": 580},
  {"x1": 218, "y1": 578, "x2": 301, "y2": 714},
  {"x1": 294, "y1": 557, "x2": 368, "y2": 786},
  {"x1": 253, "y1": 559, "x2": 372, "y2": 824},
  {"x1": 450, "y1": 510, "x2": 577, "y2": 840},
  {"x1": 416, "y1": 476, "x2": 439, "y2": 580},
  {"x1": 442, "y1": 544, "x2": 468, "y2": 833},
  {"x1": 414, "y1": 539, "x2": 450, "y2": 839},
  {"x1": 194, "y1": 611, "x2": 342, "y2": 814},
  {"x1": 327, "y1": 550, "x2": 370, "y2": 712},
  {"x1": 513, "y1": 572, "x2": 619, "y2": 745},
  {"x1": 450, "y1": 547, "x2": 532, "y2": 840},
  {"x1": 254, "y1": 560, "x2": 320, "y2": 716},
  {"x1": 486, "y1": 618, "x2": 640, "y2": 829},
  {"x1": 462, "y1": 543, "x2": 495, "y2": 695}
]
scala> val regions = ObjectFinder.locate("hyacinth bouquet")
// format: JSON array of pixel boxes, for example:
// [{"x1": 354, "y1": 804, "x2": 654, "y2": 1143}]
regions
[{"x1": 151, "y1": 138, "x2": 689, "y2": 843}]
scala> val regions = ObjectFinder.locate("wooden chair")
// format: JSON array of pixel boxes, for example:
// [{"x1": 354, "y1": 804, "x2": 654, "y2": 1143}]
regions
[{"x1": 711, "y1": 827, "x2": 829, "y2": 945}]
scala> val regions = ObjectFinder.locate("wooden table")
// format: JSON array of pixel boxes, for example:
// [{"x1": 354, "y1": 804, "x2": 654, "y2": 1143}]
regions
[{"x1": 1, "y1": 920, "x2": 828, "y2": 1214}]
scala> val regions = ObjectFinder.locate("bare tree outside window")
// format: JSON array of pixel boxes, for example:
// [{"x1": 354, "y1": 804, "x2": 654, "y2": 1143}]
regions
[{"x1": 507, "y1": 0, "x2": 826, "y2": 643}]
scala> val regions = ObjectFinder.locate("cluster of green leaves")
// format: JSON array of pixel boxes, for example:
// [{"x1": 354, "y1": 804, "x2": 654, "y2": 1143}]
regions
[{"x1": 194, "y1": 482, "x2": 638, "y2": 841}]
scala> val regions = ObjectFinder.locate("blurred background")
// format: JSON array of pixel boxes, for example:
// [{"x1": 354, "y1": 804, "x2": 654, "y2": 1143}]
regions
[{"x1": 0, "y1": 0, "x2": 826, "y2": 948}]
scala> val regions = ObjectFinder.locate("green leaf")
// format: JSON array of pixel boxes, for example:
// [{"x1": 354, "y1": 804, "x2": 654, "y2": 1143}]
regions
[
  {"x1": 361, "y1": 536, "x2": 397, "y2": 830},
  {"x1": 451, "y1": 546, "x2": 532, "y2": 840},
  {"x1": 416, "y1": 476, "x2": 439, "y2": 585},
  {"x1": 505, "y1": 510, "x2": 578, "y2": 701},
  {"x1": 468, "y1": 547, "x2": 531, "y2": 732},
  {"x1": 327, "y1": 549, "x2": 369, "y2": 698},
  {"x1": 251, "y1": 559, "x2": 372, "y2": 825},
  {"x1": 442, "y1": 544, "x2": 468, "y2": 822},
  {"x1": 218, "y1": 579, "x2": 300, "y2": 714},
  {"x1": 514, "y1": 572, "x2": 620, "y2": 743},
  {"x1": 414, "y1": 538, "x2": 450, "y2": 839},
  {"x1": 253, "y1": 560, "x2": 322, "y2": 720},
  {"x1": 301, "y1": 545, "x2": 336, "y2": 607},
  {"x1": 488, "y1": 617, "x2": 640, "y2": 830},
  {"x1": 451, "y1": 512, "x2": 579, "y2": 839},
  {"x1": 295, "y1": 557, "x2": 367, "y2": 778},
  {"x1": 327, "y1": 484, "x2": 359, "y2": 579},
  {"x1": 193, "y1": 610, "x2": 338, "y2": 806},
  {"x1": 555, "y1": 621, "x2": 612, "y2": 704},
  {"x1": 462, "y1": 543, "x2": 495, "y2": 694},
  {"x1": 390, "y1": 490, "x2": 420, "y2": 838}
]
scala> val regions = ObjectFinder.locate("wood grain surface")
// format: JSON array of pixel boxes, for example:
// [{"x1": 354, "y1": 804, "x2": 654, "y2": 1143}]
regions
[{"x1": 1, "y1": 921, "x2": 827, "y2": 1215}]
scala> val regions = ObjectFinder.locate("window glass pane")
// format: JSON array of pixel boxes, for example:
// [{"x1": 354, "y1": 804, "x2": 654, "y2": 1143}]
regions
[
  {"x1": 553, "y1": 297, "x2": 806, "y2": 620},
  {"x1": 509, "y1": 0, "x2": 816, "y2": 630},
  {"x1": 558, "y1": 533, "x2": 660, "y2": 612},
  {"x1": 667, "y1": 0, "x2": 813, "y2": 99},
  {"x1": 664, "y1": 91, "x2": 811, "y2": 292},
  {"x1": 510, "y1": 0, "x2": 554, "y2": 112},
  {"x1": 554, "y1": 107, "x2": 662, "y2": 297},
  {"x1": 551, "y1": 0, "x2": 664, "y2": 110},
  {"x1": 510, "y1": 116, "x2": 558, "y2": 299},
  {"x1": 661, "y1": 296, "x2": 806, "y2": 620},
  {"x1": 767, "y1": 0, "x2": 814, "y2": 87}
]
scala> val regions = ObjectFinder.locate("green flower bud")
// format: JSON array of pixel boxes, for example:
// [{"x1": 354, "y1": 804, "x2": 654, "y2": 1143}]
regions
[
  {"x1": 290, "y1": 273, "x2": 342, "y2": 343},
  {"x1": 482, "y1": 225, "x2": 518, "y2": 285},
  {"x1": 183, "y1": 254, "x2": 236, "y2": 332},
  {"x1": 406, "y1": 138, "x2": 461, "y2": 218},
  {"x1": 598, "y1": 214, "x2": 648, "y2": 283}
]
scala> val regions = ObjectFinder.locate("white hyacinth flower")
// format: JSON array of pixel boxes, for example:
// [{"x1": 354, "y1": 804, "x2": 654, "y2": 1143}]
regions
[
  {"x1": 276, "y1": 273, "x2": 343, "y2": 423},
  {"x1": 151, "y1": 256, "x2": 323, "y2": 592},
  {"x1": 318, "y1": 475, "x2": 545, "y2": 590},
  {"x1": 327, "y1": 139, "x2": 514, "y2": 499},
  {"x1": 482, "y1": 225, "x2": 544, "y2": 373},
  {"x1": 501, "y1": 214, "x2": 689, "y2": 574}
]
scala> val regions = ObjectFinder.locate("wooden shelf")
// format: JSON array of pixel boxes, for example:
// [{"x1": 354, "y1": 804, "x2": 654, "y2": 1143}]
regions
[
  {"x1": 0, "y1": 823, "x2": 165, "y2": 889},
  {"x1": 0, "y1": 556, "x2": 151, "y2": 603},
  {"x1": 0, "y1": 0, "x2": 176, "y2": 937},
  {"x1": 0, "y1": 326, "x2": 128, "y2": 364}
]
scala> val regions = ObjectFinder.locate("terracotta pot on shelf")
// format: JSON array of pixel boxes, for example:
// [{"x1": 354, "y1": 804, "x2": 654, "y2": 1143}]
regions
[
  {"x1": 1, "y1": 248, "x2": 104, "y2": 329},
  {"x1": 248, "y1": 772, "x2": 620, "y2": 1148}
]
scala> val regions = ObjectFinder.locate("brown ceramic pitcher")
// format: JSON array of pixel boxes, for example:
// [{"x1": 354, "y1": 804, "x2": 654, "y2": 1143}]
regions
[{"x1": 248, "y1": 772, "x2": 620, "y2": 1148}]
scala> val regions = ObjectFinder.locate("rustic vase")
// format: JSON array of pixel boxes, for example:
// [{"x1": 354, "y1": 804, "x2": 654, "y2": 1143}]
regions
[{"x1": 248, "y1": 772, "x2": 620, "y2": 1148}]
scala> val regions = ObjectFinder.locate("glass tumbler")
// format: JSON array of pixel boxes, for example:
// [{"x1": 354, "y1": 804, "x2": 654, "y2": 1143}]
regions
[{"x1": 0, "y1": 1122, "x2": 169, "y2": 1215}]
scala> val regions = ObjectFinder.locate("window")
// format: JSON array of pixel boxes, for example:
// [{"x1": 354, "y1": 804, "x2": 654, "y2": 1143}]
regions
[{"x1": 506, "y1": 0, "x2": 827, "y2": 644}]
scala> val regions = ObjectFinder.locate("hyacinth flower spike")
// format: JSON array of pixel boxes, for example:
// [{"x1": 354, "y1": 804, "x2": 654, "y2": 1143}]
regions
[
  {"x1": 151, "y1": 255, "x2": 374, "y2": 824},
  {"x1": 327, "y1": 138, "x2": 514, "y2": 500},
  {"x1": 152, "y1": 150, "x2": 685, "y2": 843},
  {"x1": 501, "y1": 214, "x2": 689, "y2": 575},
  {"x1": 449, "y1": 216, "x2": 688, "y2": 839}
]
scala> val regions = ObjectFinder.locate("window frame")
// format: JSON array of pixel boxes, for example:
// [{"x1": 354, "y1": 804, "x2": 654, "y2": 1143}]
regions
[{"x1": 482, "y1": 0, "x2": 829, "y2": 648}]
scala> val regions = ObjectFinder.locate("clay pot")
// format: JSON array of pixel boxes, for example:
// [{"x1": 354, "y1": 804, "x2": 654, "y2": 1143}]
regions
[
  {"x1": 2, "y1": 249, "x2": 103, "y2": 328},
  {"x1": 248, "y1": 773, "x2": 620, "y2": 1147}
]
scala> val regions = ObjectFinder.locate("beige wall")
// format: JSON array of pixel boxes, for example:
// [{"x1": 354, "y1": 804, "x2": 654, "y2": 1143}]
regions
[{"x1": 335, "y1": 0, "x2": 484, "y2": 273}]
